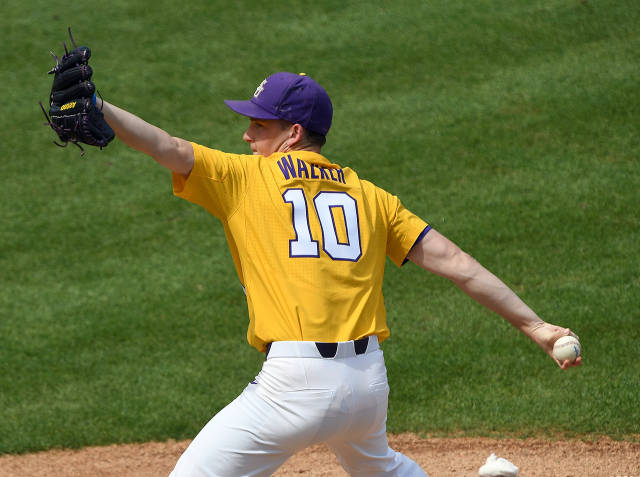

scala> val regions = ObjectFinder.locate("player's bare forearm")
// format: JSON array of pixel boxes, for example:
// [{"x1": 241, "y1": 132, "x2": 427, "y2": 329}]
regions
[
  {"x1": 407, "y1": 230, "x2": 544, "y2": 335},
  {"x1": 408, "y1": 230, "x2": 581, "y2": 369},
  {"x1": 99, "y1": 99, "x2": 194, "y2": 175}
]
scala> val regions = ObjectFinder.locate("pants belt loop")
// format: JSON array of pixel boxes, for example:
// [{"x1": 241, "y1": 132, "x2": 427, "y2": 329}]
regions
[
  {"x1": 315, "y1": 342, "x2": 338, "y2": 358},
  {"x1": 354, "y1": 336, "x2": 369, "y2": 355}
]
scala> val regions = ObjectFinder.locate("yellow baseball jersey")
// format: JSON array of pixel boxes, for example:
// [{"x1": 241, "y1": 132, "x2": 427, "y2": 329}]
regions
[{"x1": 172, "y1": 143, "x2": 429, "y2": 352}]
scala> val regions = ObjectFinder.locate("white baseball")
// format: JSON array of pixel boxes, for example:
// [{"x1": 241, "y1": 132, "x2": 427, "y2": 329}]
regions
[{"x1": 553, "y1": 336, "x2": 581, "y2": 363}]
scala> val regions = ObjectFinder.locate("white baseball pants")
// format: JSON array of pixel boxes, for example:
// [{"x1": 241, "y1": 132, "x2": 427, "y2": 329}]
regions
[{"x1": 169, "y1": 336, "x2": 427, "y2": 477}]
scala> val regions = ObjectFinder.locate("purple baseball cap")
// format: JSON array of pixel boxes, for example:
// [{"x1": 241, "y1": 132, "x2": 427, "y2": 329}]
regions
[{"x1": 224, "y1": 72, "x2": 333, "y2": 136}]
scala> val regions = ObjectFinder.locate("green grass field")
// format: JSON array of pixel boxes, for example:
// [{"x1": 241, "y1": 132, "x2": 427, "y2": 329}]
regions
[{"x1": 1, "y1": 0, "x2": 639, "y2": 454}]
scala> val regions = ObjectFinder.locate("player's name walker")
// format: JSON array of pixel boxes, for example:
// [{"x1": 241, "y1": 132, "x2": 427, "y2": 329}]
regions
[{"x1": 277, "y1": 154, "x2": 346, "y2": 184}]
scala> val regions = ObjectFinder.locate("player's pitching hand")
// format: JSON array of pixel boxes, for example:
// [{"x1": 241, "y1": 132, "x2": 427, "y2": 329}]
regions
[{"x1": 529, "y1": 323, "x2": 582, "y2": 370}]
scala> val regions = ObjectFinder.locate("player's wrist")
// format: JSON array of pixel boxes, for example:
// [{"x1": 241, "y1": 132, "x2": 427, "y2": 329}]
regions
[{"x1": 518, "y1": 319, "x2": 548, "y2": 344}]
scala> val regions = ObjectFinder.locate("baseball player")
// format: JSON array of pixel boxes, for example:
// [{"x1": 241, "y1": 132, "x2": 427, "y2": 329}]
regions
[{"x1": 94, "y1": 72, "x2": 581, "y2": 476}]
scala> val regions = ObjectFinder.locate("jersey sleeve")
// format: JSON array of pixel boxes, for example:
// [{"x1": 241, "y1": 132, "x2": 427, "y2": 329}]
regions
[
  {"x1": 384, "y1": 192, "x2": 430, "y2": 267},
  {"x1": 172, "y1": 143, "x2": 250, "y2": 220}
]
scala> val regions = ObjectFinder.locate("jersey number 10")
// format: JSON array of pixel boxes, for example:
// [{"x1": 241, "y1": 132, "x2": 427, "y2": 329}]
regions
[{"x1": 283, "y1": 188, "x2": 362, "y2": 262}]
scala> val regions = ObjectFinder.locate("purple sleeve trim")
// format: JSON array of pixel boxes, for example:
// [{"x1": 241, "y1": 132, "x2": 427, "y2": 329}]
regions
[{"x1": 402, "y1": 225, "x2": 432, "y2": 266}]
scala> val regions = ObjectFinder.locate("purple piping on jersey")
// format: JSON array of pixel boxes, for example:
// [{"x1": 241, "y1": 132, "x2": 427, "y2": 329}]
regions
[{"x1": 402, "y1": 225, "x2": 432, "y2": 266}]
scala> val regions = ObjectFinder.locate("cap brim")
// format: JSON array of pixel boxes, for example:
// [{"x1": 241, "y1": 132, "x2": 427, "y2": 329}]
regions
[{"x1": 224, "y1": 99, "x2": 280, "y2": 120}]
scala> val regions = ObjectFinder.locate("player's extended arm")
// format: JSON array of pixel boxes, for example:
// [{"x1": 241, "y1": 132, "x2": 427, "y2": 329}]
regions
[
  {"x1": 407, "y1": 229, "x2": 581, "y2": 369},
  {"x1": 99, "y1": 99, "x2": 194, "y2": 175}
]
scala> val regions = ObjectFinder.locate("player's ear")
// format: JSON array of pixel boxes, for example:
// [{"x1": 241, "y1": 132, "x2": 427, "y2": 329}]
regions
[
  {"x1": 286, "y1": 123, "x2": 305, "y2": 147},
  {"x1": 290, "y1": 123, "x2": 304, "y2": 141}
]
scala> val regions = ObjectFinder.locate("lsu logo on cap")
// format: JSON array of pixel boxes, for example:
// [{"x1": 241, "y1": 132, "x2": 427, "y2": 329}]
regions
[
  {"x1": 253, "y1": 74, "x2": 307, "y2": 98},
  {"x1": 253, "y1": 79, "x2": 267, "y2": 98}
]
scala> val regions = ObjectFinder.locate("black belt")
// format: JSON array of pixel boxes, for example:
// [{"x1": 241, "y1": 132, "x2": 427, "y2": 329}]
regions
[{"x1": 265, "y1": 336, "x2": 369, "y2": 359}]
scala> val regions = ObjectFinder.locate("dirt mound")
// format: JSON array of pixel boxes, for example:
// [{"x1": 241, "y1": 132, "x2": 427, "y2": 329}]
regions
[{"x1": 1, "y1": 434, "x2": 638, "y2": 476}]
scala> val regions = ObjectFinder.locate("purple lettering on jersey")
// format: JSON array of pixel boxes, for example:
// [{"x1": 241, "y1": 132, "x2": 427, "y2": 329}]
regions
[
  {"x1": 336, "y1": 169, "x2": 345, "y2": 184},
  {"x1": 310, "y1": 164, "x2": 319, "y2": 179},
  {"x1": 278, "y1": 155, "x2": 297, "y2": 180},
  {"x1": 297, "y1": 159, "x2": 309, "y2": 179},
  {"x1": 320, "y1": 167, "x2": 330, "y2": 180},
  {"x1": 329, "y1": 168, "x2": 337, "y2": 181}
]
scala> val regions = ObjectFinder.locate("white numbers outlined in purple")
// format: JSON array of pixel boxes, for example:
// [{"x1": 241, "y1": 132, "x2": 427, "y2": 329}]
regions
[{"x1": 283, "y1": 188, "x2": 361, "y2": 261}]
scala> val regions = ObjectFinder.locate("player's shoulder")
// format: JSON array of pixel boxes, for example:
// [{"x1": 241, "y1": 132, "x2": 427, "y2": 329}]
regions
[
  {"x1": 356, "y1": 175, "x2": 395, "y2": 198},
  {"x1": 192, "y1": 142, "x2": 256, "y2": 167}
]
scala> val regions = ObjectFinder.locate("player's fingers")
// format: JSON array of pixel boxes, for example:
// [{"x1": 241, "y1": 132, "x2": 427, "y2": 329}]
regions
[
  {"x1": 50, "y1": 81, "x2": 95, "y2": 104},
  {"x1": 567, "y1": 328, "x2": 580, "y2": 341},
  {"x1": 52, "y1": 65, "x2": 93, "y2": 92},
  {"x1": 558, "y1": 355, "x2": 582, "y2": 370},
  {"x1": 549, "y1": 327, "x2": 579, "y2": 346},
  {"x1": 551, "y1": 354, "x2": 566, "y2": 369}
]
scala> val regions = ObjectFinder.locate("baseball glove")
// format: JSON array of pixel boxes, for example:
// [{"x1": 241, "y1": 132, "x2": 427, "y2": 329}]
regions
[{"x1": 40, "y1": 28, "x2": 115, "y2": 156}]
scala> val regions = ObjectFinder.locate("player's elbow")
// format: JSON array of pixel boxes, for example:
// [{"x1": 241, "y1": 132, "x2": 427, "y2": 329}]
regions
[
  {"x1": 408, "y1": 230, "x2": 478, "y2": 283},
  {"x1": 155, "y1": 136, "x2": 194, "y2": 176}
]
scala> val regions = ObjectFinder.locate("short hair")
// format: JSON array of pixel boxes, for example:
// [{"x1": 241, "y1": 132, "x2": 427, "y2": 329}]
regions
[
  {"x1": 304, "y1": 129, "x2": 327, "y2": 148},
  {"x1": 277, "y1": 119, "x2": 326, "y2": 148}
]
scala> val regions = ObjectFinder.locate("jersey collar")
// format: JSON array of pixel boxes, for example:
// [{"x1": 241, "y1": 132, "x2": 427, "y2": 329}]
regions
[{"x1": 268, "y1": 150, "x2": 341, "y2": 169}]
